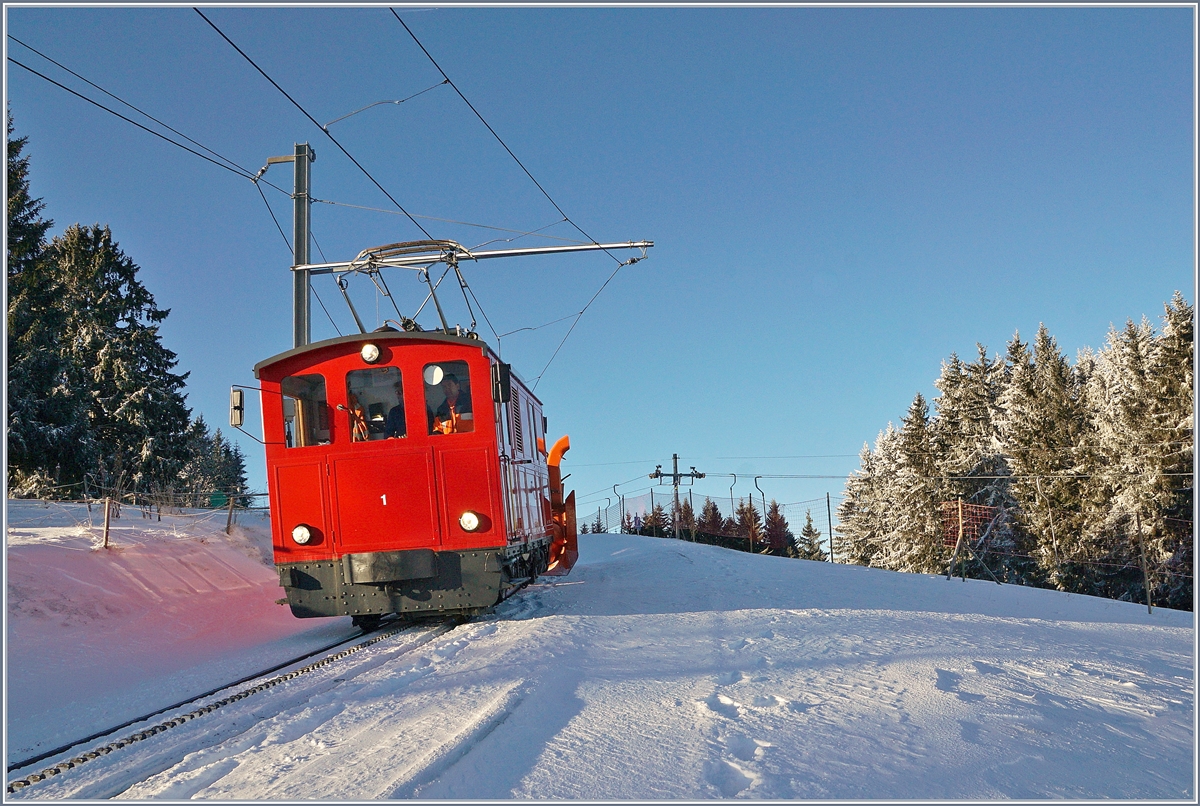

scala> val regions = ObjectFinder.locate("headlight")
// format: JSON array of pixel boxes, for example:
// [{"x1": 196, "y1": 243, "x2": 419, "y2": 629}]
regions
[
  {"x1": 459, "y1": 511, "x2": 481, "y2": 532},
  {"x1": 360, "y1": 343, "x2": 381, "y2": 363},
  {"x1": 292, "y1": 524, "x2": 313, "y2": 545}
]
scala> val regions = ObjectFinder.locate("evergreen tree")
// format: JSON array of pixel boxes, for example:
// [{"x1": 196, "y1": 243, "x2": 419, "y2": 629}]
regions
[
  {"x1": 580, "y1": 522, "x2": 590, "y2": 534},
  {"x1": 873, "y1": 394, "x2": 946, "y2": 573},
  {"x1": 697, "y1": 498, "x2": 723, "y2": 536},
  {"x1": 996, "y1": 325, "x2": 1090, "y2": 589},
  {"x1": 837, "y1": 298, "x2": 1191, "y2": 609},
  {"x1": 795, "y1": 509, "x2": 828, "y2": 561},
  {"x1": 837, "y1": 443, "x2": 882, "y2": 566},
  {"x1": 179, "y1": 416, "x2": 250, "y2": 507},
  {"x1": 735, "y1": 498, "x2": 765, "y2": 552},
  {"x1": 7, "y1": 117, "x2": 193, "y2": 500},
  {"x1": 677, "y1": 498, "x2": 697, "y2": 538},
  {"x1": 621, "y1": 510, "x2": 634, "y2": 534},
  {"x1": 6, "y1": 114, "x2": 91, "y2": 495},
  {"x1": 1082, "y1": 296, "x2": 1195, "y2": 607},
  {"x1": 928, "y1": 345, "x2": 1032, "y2": 583},
  {"x1": 52, "y1": 224, "x2": 192, "y2": 494},
  {"x1": 642, "y1": 503, "x2": 668, "y2": 536},
  {"x1": 762, "y1": 499, "x2": 794, "y2": 556},
  {"x1": 591, "y1": 511, "x2": 605, "y2": 533}
]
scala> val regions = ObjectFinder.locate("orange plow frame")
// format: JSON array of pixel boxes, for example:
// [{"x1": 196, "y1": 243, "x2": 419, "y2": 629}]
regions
[{"x1": 544, "y1": 435, "x2": 578, "y2": 575}]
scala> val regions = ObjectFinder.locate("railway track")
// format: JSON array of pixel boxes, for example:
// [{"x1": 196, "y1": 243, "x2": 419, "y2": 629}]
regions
[{"x1": 6, "y1": 616, "x2": 460, "y2": 795}]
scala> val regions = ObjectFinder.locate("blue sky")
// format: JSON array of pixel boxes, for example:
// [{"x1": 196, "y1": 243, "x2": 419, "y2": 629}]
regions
[{"x1": 6, "y1": 6, "x2": 1195, "y2": 527}]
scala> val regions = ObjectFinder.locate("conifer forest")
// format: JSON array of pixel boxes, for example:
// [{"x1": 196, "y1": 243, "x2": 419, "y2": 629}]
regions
[
  {"x1": 7, "y1": 115, "x2": 248, "y2": 507},
  {"x1": 835, "y1": 302, "x2": 1193, "y2": 610}
]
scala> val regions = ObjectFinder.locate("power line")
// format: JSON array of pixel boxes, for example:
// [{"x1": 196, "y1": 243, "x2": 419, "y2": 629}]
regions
[
  {"x1": 389, "y1": 8, "x2": 610, "y2": 258},
  {"x1": 389, "y1": 9, "x2": 647, "y2": 390},
  {"x1": 7, "y1": 36, "x2": 289, "y2": 196},
  {"x1": 194, "y1": 8, "x2": 435, "y2": 241},
  {"x1": 255, "y1": 181, "x2": 292, "y2": 255},
  {"x1": 9, "y1": 57, "x2": 256, "y2": 183},
  {"x1": 311, "y1": 198, "x2": 584, "y2": 244}
]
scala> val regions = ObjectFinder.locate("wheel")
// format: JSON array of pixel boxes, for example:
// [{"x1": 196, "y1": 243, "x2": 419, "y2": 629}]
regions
[{"x1": 351, "y1": 614, "x2": 383, "y2": 632}]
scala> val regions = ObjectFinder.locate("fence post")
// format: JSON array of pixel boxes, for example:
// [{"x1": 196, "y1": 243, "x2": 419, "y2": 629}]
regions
[
  {"x1": 103, "y1": 497, "x2": 112, "y2": 549},
  {"x1": 826, "y1": 492, "x2": 835, "y2": 562},
  {"x1": 225, "y1": 495, "x2": 236, "y2": 535},
  {"x1": 959, "y1": 498, "x2": 966, "y2": 581},
  {"x1": 1135, "y1": 512, "x2": 1152, "y2": 614}
]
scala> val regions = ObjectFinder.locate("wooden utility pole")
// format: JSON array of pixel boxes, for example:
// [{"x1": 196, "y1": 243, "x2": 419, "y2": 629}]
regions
[
  {"x1": 1135, "y1": 512, "x2": 1152, "y2": 614},
  {"x1": 826, "y1": 492, "x2": 835, "y2": 562}
]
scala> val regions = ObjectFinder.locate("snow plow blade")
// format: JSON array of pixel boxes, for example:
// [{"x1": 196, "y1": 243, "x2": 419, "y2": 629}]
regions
[{"x1": 544, "y1": 435, "x2": 578, "y2": 576}]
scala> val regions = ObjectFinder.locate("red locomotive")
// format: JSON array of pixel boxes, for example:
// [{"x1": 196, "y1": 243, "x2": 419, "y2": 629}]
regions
[
  {"x1": 233, "y1": 236, "x2": 650, "y2": 627},
  {"x1": 251, "y1": 328, "x2": 577, "y2": 627}
]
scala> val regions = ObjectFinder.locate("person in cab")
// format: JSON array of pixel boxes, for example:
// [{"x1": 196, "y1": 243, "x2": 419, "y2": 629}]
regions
[{"x1": 432, "y1": 372, "x2": 473, "y2": 434}]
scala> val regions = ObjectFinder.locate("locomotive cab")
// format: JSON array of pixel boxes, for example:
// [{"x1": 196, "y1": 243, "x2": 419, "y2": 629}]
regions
[{"x1": 252, "y1": 329, "x2": 577, "y2": 622}]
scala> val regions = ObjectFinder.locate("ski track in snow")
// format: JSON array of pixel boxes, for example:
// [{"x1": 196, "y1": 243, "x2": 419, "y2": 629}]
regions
[{"x1": 6, "y1": 503, "x2": 1194, "y2": 800}]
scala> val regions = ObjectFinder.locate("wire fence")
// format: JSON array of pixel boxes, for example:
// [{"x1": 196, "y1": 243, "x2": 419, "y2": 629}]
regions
[
  {"x1": 6, "y1": 485, "x2": 270, "y2": 530},
  {"x1": 579, "y1": 488, "x2": 841, "y2": 539}
]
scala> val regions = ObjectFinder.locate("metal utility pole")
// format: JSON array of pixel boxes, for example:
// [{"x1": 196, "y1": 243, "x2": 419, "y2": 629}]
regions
[
  {"x1": 260, "y1": 143, "x2": 315, "y2": 348},
  {"x1": 292, "y1": 143, "x2": 313, "y2": 347},
  {"x1": 649, "y1": 454, "x2": 705, "y2": 540},
  {"x1": 753, "y1": 476, "x2": 766, "y2": 553}
]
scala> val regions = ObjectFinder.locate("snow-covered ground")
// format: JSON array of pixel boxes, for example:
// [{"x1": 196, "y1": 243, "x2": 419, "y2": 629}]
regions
[{"x1": 5, "y1": 500, "x2": 1194, "y2": 799}]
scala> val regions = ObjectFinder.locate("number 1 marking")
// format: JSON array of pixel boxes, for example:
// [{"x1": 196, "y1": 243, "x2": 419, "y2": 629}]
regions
[{"x1": 381, "y1": 494, "x2": 387, "y2": 506}]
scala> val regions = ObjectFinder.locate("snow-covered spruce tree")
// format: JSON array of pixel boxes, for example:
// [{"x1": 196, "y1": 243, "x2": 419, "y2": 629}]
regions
[
  {"x1": 762, "y1": 499, "x2": 794, "y2": 556},
  {"x1": 621, "y1": 510, "x2": 634, "y2": 534},
  {"x1": 6, "y1": 115, "x2": 93, "y2": 495},
  {"x1": 930, "y1": 345, "x2": 1033, "y2": 584},
  {"x1": 795, "y1": 509, "x2": 828, "y2": 562},
  {"x1": 52, "y1": 224, "x2": 192, "y2": 497},
  {"x1": 836, "y1": 442, "x2": 882, "y2": 566},
  {"x1": 996, "y1": 326, "x2": 1092, "y2": 591},
  {"x1": 1083, "y1": 296, "x2": 1194, "y2": 608},
  {"x1": 179, "y1": 416, "x2": 251, "y2": 508},
  {"x1": 591, "y1": 512, "x2": 605, "y2": 533},
  {"x1": 872, "y1": 394, "x2": 947, "y2": 574}
]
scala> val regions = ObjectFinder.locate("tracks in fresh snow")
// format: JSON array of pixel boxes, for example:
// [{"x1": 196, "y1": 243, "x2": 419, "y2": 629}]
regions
[{"x1": 6, "y1": 617, "x2": 460, "y2": 796}]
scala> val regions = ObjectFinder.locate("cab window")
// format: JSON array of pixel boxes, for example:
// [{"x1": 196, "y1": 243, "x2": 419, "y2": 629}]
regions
[
  {"x1": 346, "y1": 367, "x2": 404, "y2": 442},
  {"x1": 424, "y1": 360, "x2": 474, "y2": 435},
  {"x1": 280, "y1": 374, "x2": 329, "y2": 447}
]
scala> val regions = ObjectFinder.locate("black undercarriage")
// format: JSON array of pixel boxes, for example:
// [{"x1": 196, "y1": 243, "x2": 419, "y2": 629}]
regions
[{"x1": 277, "y1": 538, "x2": 551, "y2": 621}]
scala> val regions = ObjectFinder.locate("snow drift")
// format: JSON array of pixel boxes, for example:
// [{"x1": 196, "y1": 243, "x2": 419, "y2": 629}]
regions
[{"x1": 5, "y1": 501, "x2": 1194, "y2": 799}]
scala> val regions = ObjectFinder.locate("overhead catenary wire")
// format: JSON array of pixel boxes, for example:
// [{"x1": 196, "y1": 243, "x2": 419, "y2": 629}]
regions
[
  {"x1": 194, "y1": 8, "x2": 435, "y2": 241},
  {"x1": 7, "y1": 35, "x2": 289, "y2": 196},
  {"x1": 312, "y1": 199, "x2": 584, "y2": 244},
  {"x1": 321, "y1": 78, "x2": 450, "y2": 130},
  {"x1": 7, "y1": 49, "x2": 310, "y2": 258},
  {"x1": 389, "y1": 9, "x2": 612, "y2": 261},
  {"x1": 390, "y1": 9, "x2": 648, "y2": 389},
  {"x1": 8, "y1": 57, "x2": 259, "y2": 183}
]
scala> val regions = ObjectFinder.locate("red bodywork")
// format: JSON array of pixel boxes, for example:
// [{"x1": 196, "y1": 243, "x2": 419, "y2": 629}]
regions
[{"x1": 253, "y1": 331, "x2": 575, "y2": 618}]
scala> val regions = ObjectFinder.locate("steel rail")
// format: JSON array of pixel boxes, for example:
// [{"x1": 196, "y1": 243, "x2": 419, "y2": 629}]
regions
[{"x1": 5, "y1": 617, "x2": 454, "y2": 792}]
